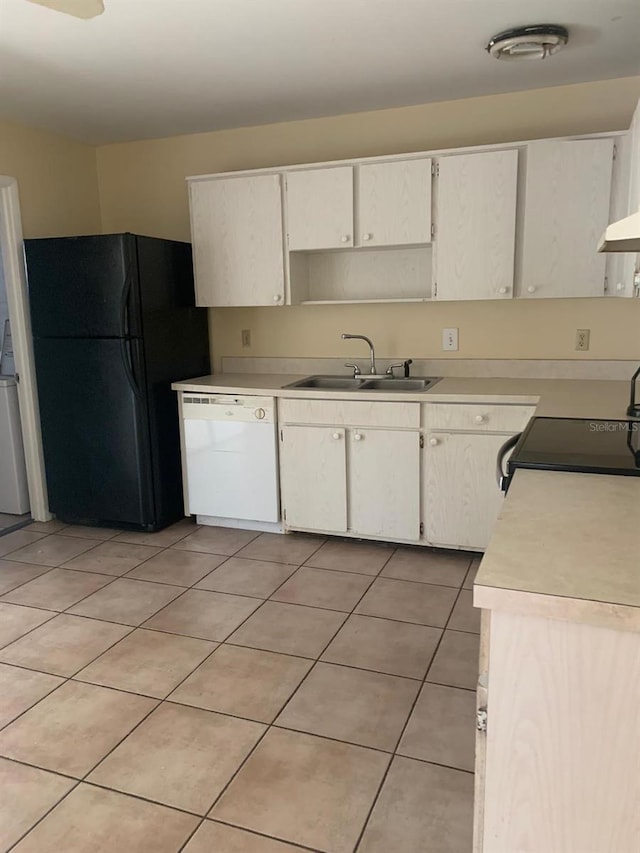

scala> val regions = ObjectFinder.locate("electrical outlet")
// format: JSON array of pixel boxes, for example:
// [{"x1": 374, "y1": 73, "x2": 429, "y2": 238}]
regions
[
  {"x1": 442, "y1": 328, "x2": 459, "y2": 352},
  {"x1": 575, "y1": 329, "x2": 590, "y2": 351},
  {"x1": 241, "y1": 329, "x2": 251, "y2": 348}
]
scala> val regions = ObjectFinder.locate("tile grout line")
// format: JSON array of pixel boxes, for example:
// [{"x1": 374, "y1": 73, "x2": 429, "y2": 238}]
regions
[
  {"x1": 351, "y1": 554, "x2": 474, "y2": 853},
  {"x1": 183, "y1": 543, "x2": 399, "y2": 853},
  {"x1": 175, "y1": 532, "x2": 337, "y2": 852},
  {"x1": 23, "y1": 531, "x2": 330, "y2": 853},
  {"x1": 2, "y1": 530, "x2": 477, "y2": 850},
  {"x1": 201, "y1": 816, "x2": 324, "y2": 852}
]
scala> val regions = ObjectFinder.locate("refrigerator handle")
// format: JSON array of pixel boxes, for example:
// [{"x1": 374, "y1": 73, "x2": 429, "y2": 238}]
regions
[
  {"x1": 120, "y1": 338, "x2": 142, "y2": 398},
  {"x1": 120, "y1": 272, "x2": 133, "y2": 338}
]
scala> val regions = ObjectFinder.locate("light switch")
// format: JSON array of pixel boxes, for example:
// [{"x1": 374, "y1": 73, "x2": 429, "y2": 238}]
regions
[{"x1": 442, "y1": 328, "x2": 459, "y2": 351}]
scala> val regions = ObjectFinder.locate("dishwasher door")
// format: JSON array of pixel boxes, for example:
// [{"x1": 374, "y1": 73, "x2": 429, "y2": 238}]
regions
[{"x1": 183, "y1": 395, "x2": 279, "y2": 522}]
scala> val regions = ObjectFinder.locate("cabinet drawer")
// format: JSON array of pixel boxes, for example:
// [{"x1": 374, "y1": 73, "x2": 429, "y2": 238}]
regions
[
  {"x1": 423, "y1": 403, "x2": 535, "y2": 433},
  {"x1": 279, "y1": 398, "x2": 420, "y2": 429}
]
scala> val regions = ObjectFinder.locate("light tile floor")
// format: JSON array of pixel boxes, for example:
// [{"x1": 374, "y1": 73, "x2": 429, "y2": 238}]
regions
[
  {"x1": 0, "y1": 518, "x2": 481, "y2": 853},
  {"x1": 0, "y1": 514, "x2": 31, "y2": 538}
]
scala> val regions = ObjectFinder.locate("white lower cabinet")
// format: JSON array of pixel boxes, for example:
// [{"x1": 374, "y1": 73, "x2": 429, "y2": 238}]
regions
[
  {"x1": 348, "y1": 428, "x2": 420, "y2": 541},
  {"x1": 423, "y1": 432, "x2": 509, "y2": 550},
  {"x1": 278, "y1": 401, "x2": 421, "y2": 540},
  {"x1": 279, "y1": 399, "x2": 533, "y2": 550},
  {"x1": 279, "y1": 425, "x2": 347, "y2": 533}
]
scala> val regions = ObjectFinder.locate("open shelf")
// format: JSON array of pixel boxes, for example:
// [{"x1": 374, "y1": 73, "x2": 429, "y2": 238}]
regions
[{"x1": 289, "y1": 245, "x2": 433, "y2": 304}]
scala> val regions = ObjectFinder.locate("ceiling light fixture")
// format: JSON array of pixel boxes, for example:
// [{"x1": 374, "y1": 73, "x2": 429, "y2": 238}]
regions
[{"x1": 486, "y1": 24, "x2": 569, "y2": 61}]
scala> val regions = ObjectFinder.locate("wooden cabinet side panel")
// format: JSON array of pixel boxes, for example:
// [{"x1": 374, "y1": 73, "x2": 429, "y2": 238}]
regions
[
  {"x1": 424, "y1": 432, "x2": 508, "y2": 550},
  {"x1": 348, "y1": 429, "x2": 420, "y2": 541},
  {"x1": 280, "y1": 425, "x2": 347, "y2": 532},
  {"x1": 482, "y1": 611, "x2": 640, "y2": 853},
  {"x1": 286, "y1": 166, "x2": 354, "y2": 250},
  {"x1": 435, "y1": 150, "x2": 518, "y2": 301},
  {"x1": 358, "y1": 158, "x2": 432, "y2": 246},
  {"x1": 520, "y1": 139, "x2": 614, "y2": 298},
  {"x1": 189, "y1": 175, "x2": 285, "y2": 307}
]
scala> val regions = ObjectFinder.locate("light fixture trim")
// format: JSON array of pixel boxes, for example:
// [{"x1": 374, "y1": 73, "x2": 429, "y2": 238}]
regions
[{"x1": 486, "y1": 24, "x2": 569, "y2": 61}]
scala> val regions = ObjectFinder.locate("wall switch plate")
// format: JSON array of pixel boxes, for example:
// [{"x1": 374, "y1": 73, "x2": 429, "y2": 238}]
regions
[
  {"x1": 575, "y1": 329, "x2": 590, "y2": 351},
  {"x1": 241, "y1": 329, "x2": 251, "y2": 348},
  {"x1": 442, "y1": 328, "x2": 459, "y2": 351}
]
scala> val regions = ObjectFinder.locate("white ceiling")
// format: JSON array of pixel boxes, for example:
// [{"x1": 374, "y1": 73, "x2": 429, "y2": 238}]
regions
[{"x1": 1, "y1": 0, "x2": 639, "y2": 144}]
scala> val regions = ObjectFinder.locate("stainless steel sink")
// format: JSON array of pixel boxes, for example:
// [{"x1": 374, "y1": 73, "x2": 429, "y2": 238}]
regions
[
  {"x1": 284, "y1": 376, "x2": 365, "y2": 390},
  {"x1": 284, "y1": 375, "x2": 441, "y2": 392},
  {"x1": 360, "y1": 378, "x2": 439, "y2": 391}
]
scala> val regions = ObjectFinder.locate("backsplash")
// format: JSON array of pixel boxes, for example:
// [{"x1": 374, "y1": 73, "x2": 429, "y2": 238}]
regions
[{"x1": 222, "y1": 356, "x2": 637, "y2": 381}]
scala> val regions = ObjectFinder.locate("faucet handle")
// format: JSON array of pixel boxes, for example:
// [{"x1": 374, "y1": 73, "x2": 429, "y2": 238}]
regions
[
  {"x1": 344, "y1": 363, "x2": 361, "y2": 378},
  {"x1": 385, "y1": 363, "x2": 405, "y2": 377}
]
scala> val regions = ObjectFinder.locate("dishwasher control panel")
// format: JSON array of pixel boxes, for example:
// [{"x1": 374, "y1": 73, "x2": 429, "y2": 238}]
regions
[{"x1": 181, "y1": 394, "x2": 275, "y2": 423}]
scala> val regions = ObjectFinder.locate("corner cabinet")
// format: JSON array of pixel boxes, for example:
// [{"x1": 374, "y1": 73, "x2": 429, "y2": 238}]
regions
[
  {"x1": 278, "y1": 399, "x2": 421, "y2": 542},
  {"x1": 519, "y1": 139, "x2": 614, "y2": 298},
  {"x1": 422, "y1": 403, "x2": 535, "y2": 550},
  {"x1": 189, "y1": 174, "x2": 285, "y2": 307}
]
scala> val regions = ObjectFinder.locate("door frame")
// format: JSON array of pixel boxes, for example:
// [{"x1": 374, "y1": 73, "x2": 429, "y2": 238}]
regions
[{"x1": 0, "y1": 177, "x2": 50, "y2": 521}]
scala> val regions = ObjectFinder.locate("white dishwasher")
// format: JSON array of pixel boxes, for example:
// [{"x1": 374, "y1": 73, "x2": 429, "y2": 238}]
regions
[{"x1": 182, "y1": 394, "x2": 280, "y2": 528}]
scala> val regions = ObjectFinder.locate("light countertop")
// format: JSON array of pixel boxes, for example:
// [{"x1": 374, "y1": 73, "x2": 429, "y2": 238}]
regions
[
  {"x1": 172, "y1": 373, "x2": 632, "y2": 420},
  {"x1": 172, "y1": 370, "x2": 639, "y2": 630},
  {"x1": 474, "y1": 469, "x2": 640, "y2": 631}
]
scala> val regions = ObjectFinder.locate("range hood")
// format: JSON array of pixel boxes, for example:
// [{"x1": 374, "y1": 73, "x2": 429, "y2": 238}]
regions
[{"x1": 598, "y1": 211, "x2": 640, "y2": 253}]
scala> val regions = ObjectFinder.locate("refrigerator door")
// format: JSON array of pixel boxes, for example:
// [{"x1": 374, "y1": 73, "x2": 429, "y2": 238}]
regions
[
  {"x1": 26, "y1": 235, "x2": 142, "y2": 338},
  {"x1": 33, "y1": 337, "x2": 154, "y2": 526}
]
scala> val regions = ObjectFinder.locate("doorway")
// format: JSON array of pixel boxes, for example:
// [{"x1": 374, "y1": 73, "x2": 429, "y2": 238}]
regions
[{"x1": 0, "y1": 176, "x2": 49, "y2": 525}]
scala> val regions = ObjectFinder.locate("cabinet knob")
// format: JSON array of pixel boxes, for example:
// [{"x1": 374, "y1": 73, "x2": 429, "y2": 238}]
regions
[
  {"x1": 498, "y1": 287, "x2": 509, "y2": 295},
  {"x1": 340, "y1": 235, "x2": 350, "y2": 243},
  {"x1": 474, "y1": 414, "x2": 486, "y2": 424},
  {"x1": 332, "y1": 432, "x2": 342, "y2": 440},
  {"x1": 273, "y1": 294, "x2": 282, "y2": 303},
  {"x1": 353, "y1": 432, "x2": 363, "y2": 441},
  {"x1": 362, "y1": 233, "x2": 372, "y2": 241},
  {"x1": 527, "y1": 286, "x2": 537, "y2": 294},
  {"x1": 429, "y1": 437, "x2": 439, "y2": 446},
  {"x1": 255, "y1": 408, "x2": 266, "y2": 420}
]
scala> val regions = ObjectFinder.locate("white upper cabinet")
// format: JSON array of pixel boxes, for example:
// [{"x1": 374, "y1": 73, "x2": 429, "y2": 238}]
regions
[
  {"x1": 286, "y1": 166, "x2": 354, "y2": 250},
  {"x1": 189, "y1": 174, "x2": 285, "y2": 307},
  {"x1": 434, "y1": 149, "x2": 518, "y2": 301},
  {"x1": 519, "y1": 139, "x2": 614, "y2": 298},
  {"x1": 357, "y1": 158, "x2": 432, "y2": 247}
]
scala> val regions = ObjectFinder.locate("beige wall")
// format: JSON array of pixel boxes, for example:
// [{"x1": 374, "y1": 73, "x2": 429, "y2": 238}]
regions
[{"x1": 0, "y1": 120, "x2": 101, "y2": 238}]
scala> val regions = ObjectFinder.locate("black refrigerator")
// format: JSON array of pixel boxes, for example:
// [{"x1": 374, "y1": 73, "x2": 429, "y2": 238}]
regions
[{"x1": 26, "y1": 233, "x2": 210, "y2": 531}]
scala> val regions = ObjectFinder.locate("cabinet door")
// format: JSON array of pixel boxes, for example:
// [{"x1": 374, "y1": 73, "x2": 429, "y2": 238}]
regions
[
  {"x1": 286, "y1": 167, "x2": 354, "y2": 250},
  {"x1": 424, "y1": 432, "x2": 509, "y2": 550},
  {"x1": 348, "y1": 429, "x2": 420, "y2": 541},
  {"x1": 520, "y1": 139, "x2": 614, "y2": 298},
  {"x1": 280, "y1": 425, "x2": 347, "y2": 533},
  {"x1": 434, "y1": 150, "x2": 518, "y2": 301},
  {"x1": 358, "y1": 158, "x2": 432, "y2": 247},
  {"x1": 189, "y1": 175, "x2": 285, "y2": 307},
  {"x1": 611, "y1": 101, "x2": 640, "y2": 298}
]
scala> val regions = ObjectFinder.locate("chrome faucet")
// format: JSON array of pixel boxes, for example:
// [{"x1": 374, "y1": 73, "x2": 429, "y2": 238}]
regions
[{"x1": 341, "y1": 333, "x2": 377, "y2": 375}]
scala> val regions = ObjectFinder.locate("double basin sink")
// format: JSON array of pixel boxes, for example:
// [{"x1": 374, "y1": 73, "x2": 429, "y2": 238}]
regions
[{"x1": 285, "y1": 375, "x2": 441, "y2": 392}]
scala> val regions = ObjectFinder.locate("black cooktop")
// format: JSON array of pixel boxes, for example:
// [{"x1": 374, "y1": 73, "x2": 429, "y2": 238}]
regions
[{"x1": 508, "y1": 417, "x2": 640, "y2": 479}]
